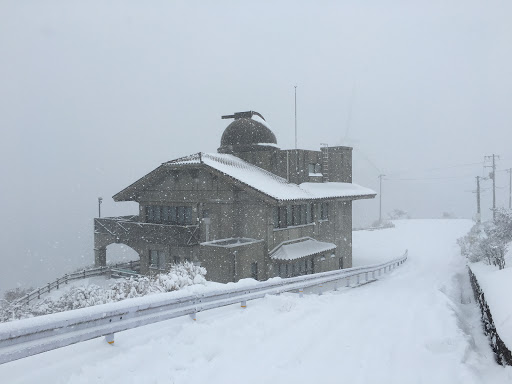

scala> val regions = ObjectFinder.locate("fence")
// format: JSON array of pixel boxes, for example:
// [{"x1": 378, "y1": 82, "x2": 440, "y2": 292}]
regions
[
  {"x1": 11, "y1": 261, "x2": 141, "y2": 307},
  {"x1": 0, "y1": 250, "x2": 407, "y2": 365}
]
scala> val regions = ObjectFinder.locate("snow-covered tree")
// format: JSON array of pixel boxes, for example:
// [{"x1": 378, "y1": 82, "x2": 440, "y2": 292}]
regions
[
  {"x1": 459, "y1": 208, "x2": 512, "y2": 269},
  {"x1": 388, "y1": 209, "x2": 410, "y2": 220},
  {"x1": 0, "y1": 262, "x2": 207, "y2": 322}
]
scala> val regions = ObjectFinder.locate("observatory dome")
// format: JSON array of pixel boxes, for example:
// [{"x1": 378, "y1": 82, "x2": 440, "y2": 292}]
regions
[{"x1": 218, "y1": 111, "x2": 278, "y2": 154}]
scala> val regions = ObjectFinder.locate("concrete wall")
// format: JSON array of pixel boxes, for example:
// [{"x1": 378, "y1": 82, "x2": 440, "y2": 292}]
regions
[
  {"x1": 199, "y1": 240, "x2": 266, "y2": 283},
  {"x1": 232, "y1": 146, "x2": 352, "y2": 185}
]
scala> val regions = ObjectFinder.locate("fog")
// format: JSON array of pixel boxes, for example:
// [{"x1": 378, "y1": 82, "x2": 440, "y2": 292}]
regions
[{"x1": 1, "y1": 0, "x2": 511, "y2": 293}]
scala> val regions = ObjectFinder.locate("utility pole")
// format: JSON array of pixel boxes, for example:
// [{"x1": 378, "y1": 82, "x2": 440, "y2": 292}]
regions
[
  {"x1": 484, "y1": 154, "x2": 499, "y2": 221},
  {"x1": 476, "y1": 176, "x2": 481, "y2": 223},
  {"x1": 378, "y1": 174, "x2": 385, "y2": 223},
  {"x1": 508, "y1": 168, "x2": 512, "y2": 209},
  {"x1": 294, "y1": 85, "x2": 298, "y2": 149}
]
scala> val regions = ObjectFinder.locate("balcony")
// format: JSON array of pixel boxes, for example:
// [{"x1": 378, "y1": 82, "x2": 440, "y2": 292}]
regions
[{"x1": 94, "y1": 216, "x2": 200, "y2": 247}]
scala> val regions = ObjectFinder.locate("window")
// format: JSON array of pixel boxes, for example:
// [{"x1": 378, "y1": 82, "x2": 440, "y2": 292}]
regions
[
  {"x1": 169, "y1": 206, "x2": 177, "y2": 224},
  {"x1": 320, "y1": 202, "x2": 329, "y2": 220},
  {"x1": 286, "y1": 205, "x2": 293, "y2": 227},
  {"x1": 278, "y1": 263, "x2": 289, "y2": 278},
  {"x1": 315, "y1": 163, "x2": 322, "y2": 174},
  {"x1": 279, "y1": 206, "x2": 287, "y2": 228},
  {"x1": 154, "y1": 206, "x2": 161, "y2": 222},
  {"x1": 308, "y1": 163, "x2": 315, "y2": 174},
  {"x1": 177, "y1": 206, "x2": 185, "y2": 224},
  {"x1": 292, "y1": 205, "x2": 301, "y2": 226},
  {"x1": 146, "y1": 206, "x2": 193, "y2": 225},
  {"x1": 251, "y1": 262, "x2": 258, "y2": 280},
  {"x1": 274, "y1": 204, "x2": 314, "y2": 229},
  {"x1": 306, "y1": 204, "x2": 312, "y2": 223},
  {"x1": 150, "y1": 250, "x2": 165, "y2": 269},
  {"x1": 162, "y1": 207, "x2": 170, "y2": 223},
  {"x1": 184, "y1": 207, "x2": 192, "y2": 225}
]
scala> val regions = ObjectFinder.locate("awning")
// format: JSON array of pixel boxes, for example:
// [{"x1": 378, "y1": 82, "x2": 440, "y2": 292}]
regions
[{"x1": 270, "y1": 237, "x2": 336, "y2": 261}]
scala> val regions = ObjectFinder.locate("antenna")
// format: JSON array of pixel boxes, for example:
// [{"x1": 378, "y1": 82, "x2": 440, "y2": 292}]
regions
[
  {"x1": 342, "y1": 85, "x2": 356, "y2": 145},
  {"x1": 294, "y1": 85, "x2": 298, "y2": 149}
]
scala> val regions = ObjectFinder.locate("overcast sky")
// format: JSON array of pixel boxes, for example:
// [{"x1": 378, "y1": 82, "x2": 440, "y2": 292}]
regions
[{"x1": 1, "y1": 0, "x2": 511, "y2": 292}]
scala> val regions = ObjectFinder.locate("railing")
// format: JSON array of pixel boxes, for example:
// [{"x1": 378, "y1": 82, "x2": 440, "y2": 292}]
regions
[
  {"x1": 95, "y1": 217, "x2": 200, "y2": 246},
  {"x1": 0, "y1": 250, "x2": 407, "y2": 365},
  {"x1": 11, "y1": 261, "x2": 141, "y2": 307}
]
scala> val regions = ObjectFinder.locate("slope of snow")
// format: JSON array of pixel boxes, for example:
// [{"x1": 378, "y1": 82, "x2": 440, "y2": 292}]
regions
[{"x1": 1, "y1": 220, "x2": 511, "y2": 383}]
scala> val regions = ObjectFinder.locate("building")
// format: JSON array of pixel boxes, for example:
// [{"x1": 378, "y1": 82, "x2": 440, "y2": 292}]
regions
[{"x1": 93, "y1": 111, "x2": 375, "y2": 283}]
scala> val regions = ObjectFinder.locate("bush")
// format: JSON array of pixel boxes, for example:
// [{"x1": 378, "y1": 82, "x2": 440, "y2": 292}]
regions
[
  {"x1": 0, "y1": 262, "x2": 206, "y2": 322},
  {"x1": 458, "y1": 208, "x2": 512, "y2": 269}
]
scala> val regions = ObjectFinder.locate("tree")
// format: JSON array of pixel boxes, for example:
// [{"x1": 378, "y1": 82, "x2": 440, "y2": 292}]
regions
[
  {"x1": 388, "y1": 209, "x2": 410, "y2": 220},
  {"x1": 459, "y1": 208, "x2": 512, "y2": 269}
]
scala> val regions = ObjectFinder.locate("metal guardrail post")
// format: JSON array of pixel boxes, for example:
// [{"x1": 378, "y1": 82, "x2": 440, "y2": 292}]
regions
[
  {"x1": 47, "y1": 283, "x2": 51, "y2": 293},
  {"x1": 56, "y1": 279, "x2": 59, "y2": 290},
  {"x1": 105, "y1": 334, "x2": 114, "y2": 345},
  {"x1": 299, "y1": 288, "x2": 304, "y2": 298}
]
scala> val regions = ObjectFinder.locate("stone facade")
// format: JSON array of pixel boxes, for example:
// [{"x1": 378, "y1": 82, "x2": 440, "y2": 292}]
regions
[{"x1": 94, "y1": 112, "x2": 374, "y2": 282}]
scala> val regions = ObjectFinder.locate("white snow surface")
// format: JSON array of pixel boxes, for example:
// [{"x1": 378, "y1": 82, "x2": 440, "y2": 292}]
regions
[
  {"x1": 1, "y1": 219, "x2": 511, "y2": 383},
  {"x1": 470, "y1": 259, "x2": 512, "y2": 350},
  {"x1": 167, "y1": 152, "x2": 375, "y2": 201},
  {"x1": 270, "y1": 237, "x2": 336, "y2": 260}
]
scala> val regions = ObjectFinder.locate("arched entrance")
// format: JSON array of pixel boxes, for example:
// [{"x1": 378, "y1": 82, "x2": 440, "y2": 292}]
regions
[{"x1": 106, "y1": 243, "x2": 139, "y2": 264}]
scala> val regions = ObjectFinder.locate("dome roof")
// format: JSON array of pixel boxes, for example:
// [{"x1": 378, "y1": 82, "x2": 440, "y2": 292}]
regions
[{"x1": 218, "y1": 111, "x2": 278, "y2": 154}]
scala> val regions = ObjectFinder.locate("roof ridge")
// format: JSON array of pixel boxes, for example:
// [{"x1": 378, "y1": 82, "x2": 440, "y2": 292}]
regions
[{"x1": 165, "y1": 152, "x2": 201, "y2": 165}]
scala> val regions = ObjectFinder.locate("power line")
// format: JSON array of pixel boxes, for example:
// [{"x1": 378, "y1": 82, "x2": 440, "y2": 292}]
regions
[
  {"x1": 385, "y1": 175, "x2": 474, "y2": 181},
  {"x1": 387, "y1": 161, "x2": 484, "y2": 177}
]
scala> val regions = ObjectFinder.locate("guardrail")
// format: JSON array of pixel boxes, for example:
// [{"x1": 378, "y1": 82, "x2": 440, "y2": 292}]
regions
[
  {"x1": 0, "y1": 250, "x2": 407, "y2": 365},
  {"x1": 11, "y1": 261, "x2": 141, "y2": 307}
]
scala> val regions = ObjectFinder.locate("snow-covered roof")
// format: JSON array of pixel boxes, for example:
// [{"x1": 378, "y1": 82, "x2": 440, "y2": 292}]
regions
[
  {"x1": 200, "y1": 238, "x2": 263, "y2": 248},
  {"x1": 165, "y1": 152, "x2": 375, "y2": 202},
  {"x1": 270, "y1": 237, "x2": 336, "y2": 261}
]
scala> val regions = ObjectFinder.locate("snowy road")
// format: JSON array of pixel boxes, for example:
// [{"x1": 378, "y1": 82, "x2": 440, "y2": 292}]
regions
[{"x1": 1, "y1": 220, "x2": 511, "y2": 383}]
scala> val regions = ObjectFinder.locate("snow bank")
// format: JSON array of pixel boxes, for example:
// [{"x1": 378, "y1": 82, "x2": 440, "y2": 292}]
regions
[{"x1": 470, "y1": 262, "x2": 512, "y2": 351}]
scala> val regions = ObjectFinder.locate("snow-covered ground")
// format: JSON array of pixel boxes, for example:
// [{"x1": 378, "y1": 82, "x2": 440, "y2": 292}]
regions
[{"x1": 1, "y1": 219, "x2": 511, "y2": 383}]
